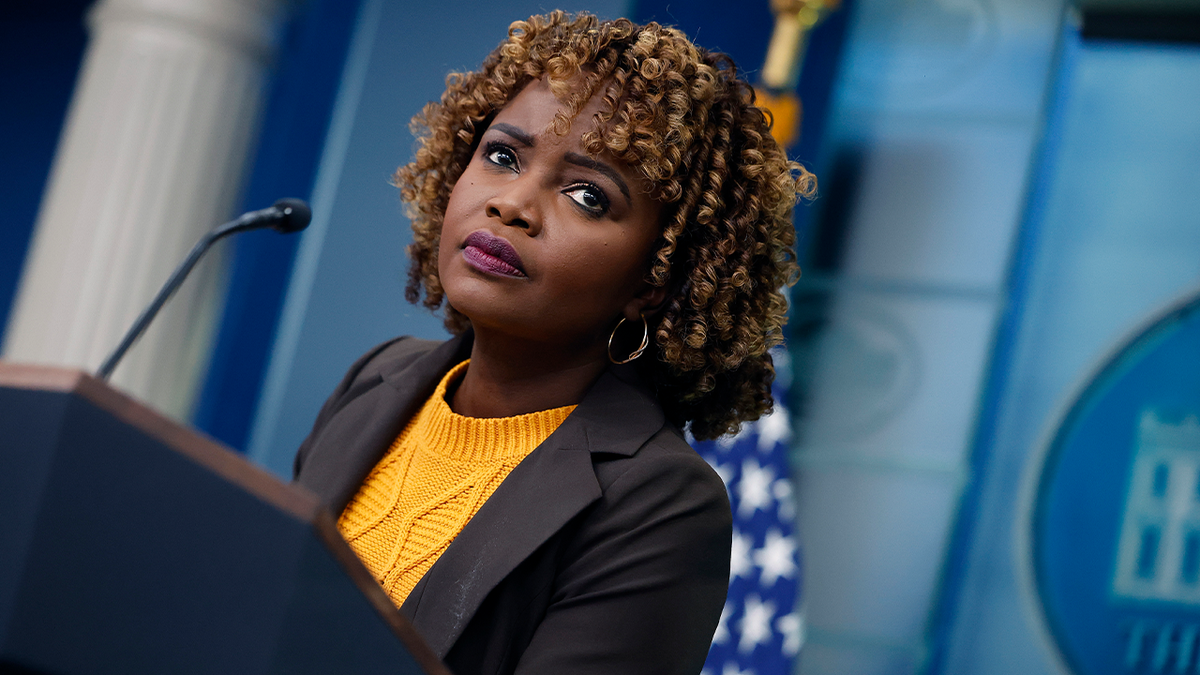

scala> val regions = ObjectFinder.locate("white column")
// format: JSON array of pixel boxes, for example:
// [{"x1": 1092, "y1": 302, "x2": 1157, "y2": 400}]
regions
[{"x1": 3, "y1": 0, "x2": 285, "y2": 420}]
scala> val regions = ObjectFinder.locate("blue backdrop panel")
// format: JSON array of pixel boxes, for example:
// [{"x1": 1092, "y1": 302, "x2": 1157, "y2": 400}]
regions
[
  {"x1": 935, "y1": 29, "x2": 1200, "y2": 675},
  {"x1": 192, "y1": 0, "x2": 364, "y2": 451}
]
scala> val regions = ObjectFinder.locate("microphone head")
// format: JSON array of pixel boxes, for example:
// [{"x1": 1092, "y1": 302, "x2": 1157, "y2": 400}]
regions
[{"x1": 271, "y1": 198, "x2": 312, "y2": 233}]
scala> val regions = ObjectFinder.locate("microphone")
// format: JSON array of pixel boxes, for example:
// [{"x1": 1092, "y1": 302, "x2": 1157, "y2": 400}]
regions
[{"x1": 96, "y1": 199, "x2": 312, "y2": 381}]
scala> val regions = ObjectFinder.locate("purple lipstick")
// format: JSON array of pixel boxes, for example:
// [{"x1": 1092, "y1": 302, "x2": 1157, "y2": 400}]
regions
[{"x1": 462, "y1": 230, "x2": 526, "y2": 278}]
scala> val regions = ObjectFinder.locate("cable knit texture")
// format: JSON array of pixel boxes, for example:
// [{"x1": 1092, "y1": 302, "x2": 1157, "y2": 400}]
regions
[{"x1": 338, "y1": 359, "x2": 576, "y2": 606}]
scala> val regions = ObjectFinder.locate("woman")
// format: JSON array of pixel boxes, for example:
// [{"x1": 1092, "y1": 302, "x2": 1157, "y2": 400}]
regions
[{"x1": 293, "y1": 11, "x2": 814, "y2": 675}]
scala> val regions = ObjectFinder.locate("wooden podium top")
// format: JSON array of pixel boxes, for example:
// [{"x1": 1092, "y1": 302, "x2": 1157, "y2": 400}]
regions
[{"x1": 0, "y1": 361, "x2": 318, "y2": 522}]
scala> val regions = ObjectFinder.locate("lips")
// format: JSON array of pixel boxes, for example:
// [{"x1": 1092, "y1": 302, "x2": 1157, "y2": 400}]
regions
[{"x1": 462, "y1": 230, "x2": 527, "y2": 278}]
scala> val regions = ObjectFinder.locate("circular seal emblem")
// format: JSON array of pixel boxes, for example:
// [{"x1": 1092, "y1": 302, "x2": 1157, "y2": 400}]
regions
[{"x1": 1024, "y1": 291, "x2": 1200, "y2": 674}]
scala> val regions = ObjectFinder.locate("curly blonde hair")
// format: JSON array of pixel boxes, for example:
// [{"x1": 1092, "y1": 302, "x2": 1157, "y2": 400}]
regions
[{"x1": 395, "y1": 11, "x2": 815, "y2": 440}]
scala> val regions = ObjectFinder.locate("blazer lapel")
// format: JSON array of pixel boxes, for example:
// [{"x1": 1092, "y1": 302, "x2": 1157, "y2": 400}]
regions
[
  {"x1": 297, "y1": 335, "x2": 471, "y2": 513},
  {"x1": 400, "y1": 364, "x2": 667, "y2": 658}
]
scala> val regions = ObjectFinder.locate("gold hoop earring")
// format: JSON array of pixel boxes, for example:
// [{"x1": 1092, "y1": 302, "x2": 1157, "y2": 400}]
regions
[{"x1": 608, "y1": 313, "x2": 649, "y2": 365}]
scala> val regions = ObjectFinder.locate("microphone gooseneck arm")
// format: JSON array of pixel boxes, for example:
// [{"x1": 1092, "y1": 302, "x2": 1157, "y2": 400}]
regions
[{"x1": 95, "y1": 199, "x2": 311, "y2": 382}]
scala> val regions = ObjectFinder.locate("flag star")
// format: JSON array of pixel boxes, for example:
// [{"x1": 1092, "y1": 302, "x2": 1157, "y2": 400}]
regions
[
  {"x1": 754, "y1": 528, "x2": 798, "y2": 586},
  {"x1": 776, "y1": 611, "x2": 805, "y2": 656},
  {"x1": 737, "y1": 459, "x2": 776, "y2": 518},
  {"x1": 722, "y1": 663, "x2": 756, "y2": 675},
  {"x1": 756, "y1": 405, "x2": 791, "y2": 453},
  {"x1": 773, "y1": 479, "x2": 796, "y2": 520},
  {"x1": 716, "y1": 431, "x2": 739, "y2": 451},
  {"x1": 730, "y1": 528, "x2": 754, "y2": 581},
  {"x1": 712, "y1": 601, "x2": 733, "y2": 644},
  {"x1": 738, "y1": 594, "x2": 776, "y2": 654}
]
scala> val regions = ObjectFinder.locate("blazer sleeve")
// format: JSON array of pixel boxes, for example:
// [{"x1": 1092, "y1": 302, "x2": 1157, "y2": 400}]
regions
[{"x1": 514, "y1": 437, "x2": 732, "y2": 675}]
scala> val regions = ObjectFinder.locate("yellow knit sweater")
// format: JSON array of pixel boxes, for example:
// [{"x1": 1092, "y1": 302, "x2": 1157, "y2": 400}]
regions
[{"x1": 337, "y1": 360, "x2": 575, "y2": 606}]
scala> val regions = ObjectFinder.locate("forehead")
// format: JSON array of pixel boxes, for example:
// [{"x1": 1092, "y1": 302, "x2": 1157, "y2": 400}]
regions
[{"x1": 490, "y1": 77, "x2": 610, "y2": 142}]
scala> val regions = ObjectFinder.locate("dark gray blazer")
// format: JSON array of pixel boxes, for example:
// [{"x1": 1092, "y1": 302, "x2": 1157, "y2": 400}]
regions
[{"x1": 293, "y1": 334, "x2": 732, "y2": 675}]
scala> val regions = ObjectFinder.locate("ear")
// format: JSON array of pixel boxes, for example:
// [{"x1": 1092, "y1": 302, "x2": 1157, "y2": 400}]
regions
[{"x1": 621, "y1": 280, "x2": 673, "y2": 322}]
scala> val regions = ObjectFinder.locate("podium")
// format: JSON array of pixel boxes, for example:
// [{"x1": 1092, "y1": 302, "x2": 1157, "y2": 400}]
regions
[{"x1": 0, "y1": 363, "x2": 450, "y2": 675}]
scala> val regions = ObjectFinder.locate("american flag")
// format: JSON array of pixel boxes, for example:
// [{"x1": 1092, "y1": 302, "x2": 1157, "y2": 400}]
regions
[{"x1": 691, "y1": 348, "x2": 803, "y2": 675}]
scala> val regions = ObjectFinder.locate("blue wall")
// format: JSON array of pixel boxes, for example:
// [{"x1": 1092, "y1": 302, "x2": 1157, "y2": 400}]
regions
[{"x1": 191, "y1": 0, "x2": 364, "y2": 451}]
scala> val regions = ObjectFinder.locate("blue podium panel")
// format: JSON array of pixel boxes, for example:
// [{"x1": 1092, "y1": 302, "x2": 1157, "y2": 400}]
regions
[{"x1": 0, "y1": 365, "x2": 446, "y2": 675}]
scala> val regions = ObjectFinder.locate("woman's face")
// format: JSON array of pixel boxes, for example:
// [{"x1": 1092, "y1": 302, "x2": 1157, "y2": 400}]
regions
[{"x1": 438, "y1": 77, "x2": 664, "y2": 353}]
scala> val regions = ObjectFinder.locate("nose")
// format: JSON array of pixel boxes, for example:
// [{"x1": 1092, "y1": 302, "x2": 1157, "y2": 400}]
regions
[{"x1": 485, "y1": 177, "x2": 541, "y2": 235}]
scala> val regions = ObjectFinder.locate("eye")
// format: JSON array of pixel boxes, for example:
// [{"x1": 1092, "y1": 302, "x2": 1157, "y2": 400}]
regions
[
  {"x1": 563, "y1": 183, "x2": 611, "y2": 216},
  {"x1": 483, "y1": 141, "x2": 518, "y2": 170}
]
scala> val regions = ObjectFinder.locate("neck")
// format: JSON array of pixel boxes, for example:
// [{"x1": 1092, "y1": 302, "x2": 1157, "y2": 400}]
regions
[{"x1": 449, "y1": 327, "x2": 609, "y2": 418}]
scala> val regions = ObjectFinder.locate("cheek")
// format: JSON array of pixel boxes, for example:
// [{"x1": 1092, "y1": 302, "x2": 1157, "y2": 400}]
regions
[
  {"x1": 560, "y1": 235, "x2": 655, "y2": 298},
  {"x1": 436, "y1": 235, "x2": 452, "y2": 280},
  {"x1": 443, "y1": 183, "x2": 466, "y2": 228},
  {"x1": 439, "y1": 183, "x2": 473, "y2": 254},
  {"x1": 437, "y1": 208, "x2": 463, "y2": 283}
]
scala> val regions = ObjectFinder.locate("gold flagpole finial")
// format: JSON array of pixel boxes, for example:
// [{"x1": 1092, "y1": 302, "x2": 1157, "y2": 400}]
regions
[
  {"x1": 762, "y1": 0, "x2": 840, "y2": 91},
  {"x1": 757, "y1": 0, "x2": 840, "y2": 147}
]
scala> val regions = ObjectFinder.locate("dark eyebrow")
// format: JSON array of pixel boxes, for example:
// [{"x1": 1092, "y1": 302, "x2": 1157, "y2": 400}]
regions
[
  {"x1": 489, "y1": 123, "x2": 535, "y2": 147},
  {"x1": 565, "y1": 152, "x2": 631, "y2": 204}
]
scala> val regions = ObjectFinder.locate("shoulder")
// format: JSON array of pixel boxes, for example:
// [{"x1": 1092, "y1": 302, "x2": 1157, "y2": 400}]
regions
[
  {"x1": 291, "y1": 335, "x2": 448, "y2": 479},
  {"x1": 570, "y1": 414, "x2": 732, "y2": 575},
  {"x1": 595, "y1": 425, "x2": 731, "y2": 523},
  {"x1": 317, "y1": 335, "x2": 446, "y2": 408},
  {"x1": 340, "y1": 335, "x2": 442, "y2": 389},
  {"x1": 573, "y1": 367, "x2": 732, "y2": 525}
]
